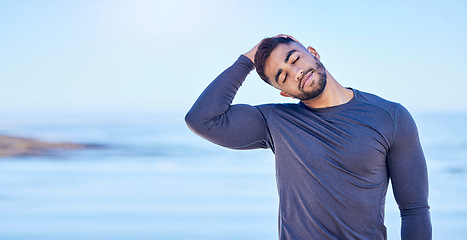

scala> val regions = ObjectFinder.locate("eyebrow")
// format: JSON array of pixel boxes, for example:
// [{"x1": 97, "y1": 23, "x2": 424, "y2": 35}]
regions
[
  {"x1": 285, "y1": 50, "x2": 298, "y2": 63},
  {"x1": 275, "y1": 49, "x2": 298, "y2": 83}
]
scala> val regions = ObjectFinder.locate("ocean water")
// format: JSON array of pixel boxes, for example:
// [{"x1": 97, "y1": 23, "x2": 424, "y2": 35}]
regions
[{"x1": 0, "y1": 112, "x2": 465, "y2": 240}]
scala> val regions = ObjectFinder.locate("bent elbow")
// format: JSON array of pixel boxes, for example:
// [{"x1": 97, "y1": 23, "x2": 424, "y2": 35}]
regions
[
  {"x1": 184, "y1": 110, "x2": 197, "y2": 131},
  {"x1": 184, "y1": 109, "x2": 207, "y2": 136}
]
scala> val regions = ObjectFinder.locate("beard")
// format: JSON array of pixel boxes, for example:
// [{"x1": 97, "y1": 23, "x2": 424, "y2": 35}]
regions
[{"x1": 292, "y1": 60, "x2": 327, "y2": 101}]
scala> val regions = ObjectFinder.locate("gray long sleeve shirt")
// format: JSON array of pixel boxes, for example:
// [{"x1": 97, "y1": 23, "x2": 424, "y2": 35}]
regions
[{"x1": 185, "y1": 55, "x2": 432, "y2": 239}]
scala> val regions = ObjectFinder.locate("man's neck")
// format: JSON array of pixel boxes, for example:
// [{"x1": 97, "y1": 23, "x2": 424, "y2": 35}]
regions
[{"x1": 301, "y1": 70, "x2": 354, "y2": 109}]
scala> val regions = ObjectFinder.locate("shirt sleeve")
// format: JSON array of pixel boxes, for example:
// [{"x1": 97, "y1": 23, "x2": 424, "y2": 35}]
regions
[
  {"x1": 185, "y1": 55, "x2": 272, "y2": 150},
  {"x1": 387, "y1": 104, "x2": 432, "y2": 239}
]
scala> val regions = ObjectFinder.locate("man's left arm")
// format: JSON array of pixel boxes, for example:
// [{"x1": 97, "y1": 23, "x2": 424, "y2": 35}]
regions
[{"x1": 387, "y1": 104, "x2": 432, "y2": 240}]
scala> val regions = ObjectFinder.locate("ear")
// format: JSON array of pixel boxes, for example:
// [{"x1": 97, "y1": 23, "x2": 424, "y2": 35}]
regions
[
  {"x1": 307, "y1": 46, "x2": 321, "y2": 60},
  {"x1": 280, "y1": 90, "x2": 294, "y2": 99}
]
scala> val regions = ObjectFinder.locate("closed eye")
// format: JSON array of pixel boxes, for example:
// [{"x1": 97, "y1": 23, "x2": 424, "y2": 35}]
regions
[
  {"x1": 282, "y1": 73, "x2": 288, "y2": 83},
  {"x1": 292, "y1": 57, "x2": 300, "y2": 64}
]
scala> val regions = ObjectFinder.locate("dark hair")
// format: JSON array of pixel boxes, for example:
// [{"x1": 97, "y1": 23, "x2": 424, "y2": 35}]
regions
[{"x1": 254, "y1": 37, "x2": 297, "y2": 84}]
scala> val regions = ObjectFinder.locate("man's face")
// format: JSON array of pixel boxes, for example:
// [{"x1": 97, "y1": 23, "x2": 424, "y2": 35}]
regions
[{"x1": 264, "y1": 42, "x2": 327, "y2": 101}]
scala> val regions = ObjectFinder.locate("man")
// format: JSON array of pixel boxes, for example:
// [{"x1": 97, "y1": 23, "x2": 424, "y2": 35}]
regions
[{"x1": 185, "y1": 35, "x2": 431, "y2": 239}]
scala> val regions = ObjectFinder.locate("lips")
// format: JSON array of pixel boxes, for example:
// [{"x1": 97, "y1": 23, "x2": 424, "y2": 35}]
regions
[{"x1": 301, "y1": 71, "x2": 314, "y2": 88}]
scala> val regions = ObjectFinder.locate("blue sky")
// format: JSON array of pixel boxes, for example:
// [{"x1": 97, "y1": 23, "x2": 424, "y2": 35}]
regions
[{"x1": 1, "y1": 0, "x2": 466, "y2": 115}]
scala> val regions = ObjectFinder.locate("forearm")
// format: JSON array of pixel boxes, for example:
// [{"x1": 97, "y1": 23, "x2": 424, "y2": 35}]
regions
[
  {"x1": 185, "y1": 55, "x2": 253, "y2": 122},
  {"x1": 398, "y1": 165, "x2": 432, "y2": 240},
  {"x1": 394, "y1": 143, "x2": 431, "y2": 240},
  {"x1": 185, "y1": 55, "x2": 270, "y2": 149},
  {"x1": 401, "y1": 207, "x2": 432, "y2": 239}
]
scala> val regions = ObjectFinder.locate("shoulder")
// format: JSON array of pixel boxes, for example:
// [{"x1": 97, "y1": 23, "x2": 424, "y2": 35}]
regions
[
  {"x1": 354, "y1": 89, "x2": 415, "y2": 122},
  {"x1": 353, "y1": 89, "x2": 401, "y2": 120},
  {"x1": 353, "y1": 89, "x2": 419, "y2": 144}
]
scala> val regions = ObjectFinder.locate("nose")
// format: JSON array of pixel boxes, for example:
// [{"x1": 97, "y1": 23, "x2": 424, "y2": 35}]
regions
[{"x1": 294, "y1": 68, "x2": 304, "y2": 82}]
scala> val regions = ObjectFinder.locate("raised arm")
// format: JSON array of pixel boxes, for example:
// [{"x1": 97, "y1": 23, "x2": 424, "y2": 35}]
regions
[
  {"x1": 184, "y1": 42, "x2": 272, "y2": 150},
  {"x1": 387, "y1": 105, "x2": 432, "y2": 239}
]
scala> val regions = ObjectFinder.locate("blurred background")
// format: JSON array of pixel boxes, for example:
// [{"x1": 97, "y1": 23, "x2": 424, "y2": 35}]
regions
[{"x1": 0, "y1": 0, "x2": 466, "y2": 239}]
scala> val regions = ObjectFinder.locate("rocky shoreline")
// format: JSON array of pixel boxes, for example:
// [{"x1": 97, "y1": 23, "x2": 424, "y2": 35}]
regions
[{"x1": 0, "y1": 135, "x2": 97, "y2": 157}]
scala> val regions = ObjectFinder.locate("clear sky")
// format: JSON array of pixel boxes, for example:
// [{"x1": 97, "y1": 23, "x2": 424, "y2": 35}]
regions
[{"x1": 1, "y1": 0, "x2": 466, "y2": 115}]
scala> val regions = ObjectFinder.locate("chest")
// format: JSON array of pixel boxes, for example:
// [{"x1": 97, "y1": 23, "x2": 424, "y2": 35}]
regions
[{"x1": 270, "y1": 111, "x2": 393, "y2": 179}]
